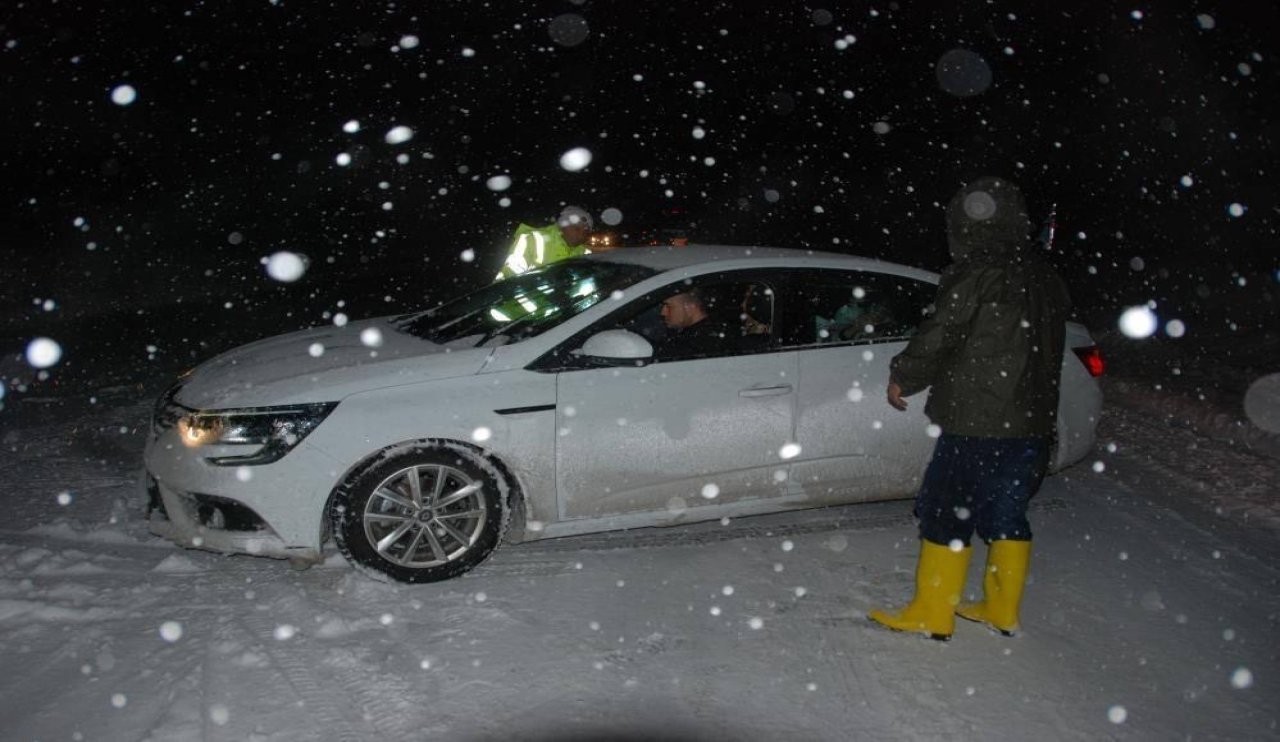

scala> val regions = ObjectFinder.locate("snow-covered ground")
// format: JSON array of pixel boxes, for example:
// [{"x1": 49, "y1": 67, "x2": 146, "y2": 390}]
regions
[{"x1": 1, "y1": 333, "x2": 1278, "y2": 741}]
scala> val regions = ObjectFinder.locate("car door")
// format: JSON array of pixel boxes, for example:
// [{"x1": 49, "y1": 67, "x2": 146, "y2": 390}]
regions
[
  {"x1": 545, "y1": 272, "x2": 798, "y2": 522},
  {"x1": 782, "y1": 268, "x2": 939, "y2": 504}
]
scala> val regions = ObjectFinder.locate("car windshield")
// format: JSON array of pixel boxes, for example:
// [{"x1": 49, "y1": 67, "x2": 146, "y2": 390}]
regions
[{"x1": 397, "y1": 259, "x2": 655, "y2": 347}]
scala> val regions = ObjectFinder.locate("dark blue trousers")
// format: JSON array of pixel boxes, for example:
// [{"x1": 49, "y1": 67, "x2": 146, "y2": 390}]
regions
[{"x1": 915, "y1": 433, "x2": 1050, "y2": 546}]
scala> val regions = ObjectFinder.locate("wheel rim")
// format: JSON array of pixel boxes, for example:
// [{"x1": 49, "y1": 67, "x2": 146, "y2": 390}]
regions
[{"x1": 362, "y1": 463, "x2": 488, "y2": 568}]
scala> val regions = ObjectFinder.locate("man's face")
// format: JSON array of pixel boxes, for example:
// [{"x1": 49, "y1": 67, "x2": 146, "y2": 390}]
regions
[
  {"x1": 562, "y1": 223, "x2": 589, "y2": 247},
  {"x1": 660, "y1": 293, "x2": 699, "y2": 329}
]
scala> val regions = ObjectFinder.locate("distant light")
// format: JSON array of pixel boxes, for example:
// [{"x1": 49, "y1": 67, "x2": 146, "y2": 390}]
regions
[
  {"x1": 559, "y1": 146, "x2": 592, "y2": 171},
  {"x1": 384, "y1": 125, "x2": 414, "y2": 145},
  {"x1": 110, "y1": 84, "x2": 137, "y2": 106},
  {"x1": 1119, "y1": 306, "x2": 1157, "y2": 338}
]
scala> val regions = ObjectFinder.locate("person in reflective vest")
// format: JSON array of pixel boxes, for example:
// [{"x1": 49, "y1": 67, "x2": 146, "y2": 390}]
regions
[{"x1": 495, "y1": 205, "x2": 594, "y2": 281}]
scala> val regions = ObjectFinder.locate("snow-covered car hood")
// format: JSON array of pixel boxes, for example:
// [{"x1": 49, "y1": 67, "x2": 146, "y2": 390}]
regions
[{"x1": 174, "y1": 316, "x2": 493, "y2": 409}]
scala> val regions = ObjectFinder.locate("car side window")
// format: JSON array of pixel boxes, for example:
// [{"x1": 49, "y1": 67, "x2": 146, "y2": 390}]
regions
[
  {"x1": 590, "y1": 275, "x2": 779, "y2": 363},
  {"x1": 781, "y1": 270, "x2": 935, "y2": 348}
]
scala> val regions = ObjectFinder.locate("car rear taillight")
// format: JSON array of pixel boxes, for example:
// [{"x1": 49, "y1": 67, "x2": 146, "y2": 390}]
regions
[{"x1": 1073, "y1": 345, "x2": 1105, "y2": 377}]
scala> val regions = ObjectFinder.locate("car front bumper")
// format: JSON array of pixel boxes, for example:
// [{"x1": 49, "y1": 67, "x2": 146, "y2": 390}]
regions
[{"x1": 143, "y1": 427, "x2": 343, "y2": 561}]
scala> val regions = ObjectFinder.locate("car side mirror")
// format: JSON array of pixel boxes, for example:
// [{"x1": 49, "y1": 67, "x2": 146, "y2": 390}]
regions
[{"x1": 575, "y1": 329, "x2": 654, "y2": 360}]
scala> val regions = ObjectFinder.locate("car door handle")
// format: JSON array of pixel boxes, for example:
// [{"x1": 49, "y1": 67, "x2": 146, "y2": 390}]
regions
[{"x1": 739, "y1": 384, "x2": 793, "y2": 398}]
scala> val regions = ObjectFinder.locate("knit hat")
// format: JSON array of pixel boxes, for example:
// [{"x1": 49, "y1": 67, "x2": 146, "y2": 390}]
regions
[{"x1": 558, "y1": 205, "x2": 594, "y2": 230}]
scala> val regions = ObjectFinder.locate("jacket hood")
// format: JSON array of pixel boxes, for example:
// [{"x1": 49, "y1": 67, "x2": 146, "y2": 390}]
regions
[{"x1": 945, "y1": 176, "x2": 1031, "y2": 263}]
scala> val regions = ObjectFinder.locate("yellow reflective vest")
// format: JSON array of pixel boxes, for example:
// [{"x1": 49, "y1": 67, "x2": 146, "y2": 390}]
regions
[{"x1": 495, "y1": 223, "x2": 589, "y2": 281}]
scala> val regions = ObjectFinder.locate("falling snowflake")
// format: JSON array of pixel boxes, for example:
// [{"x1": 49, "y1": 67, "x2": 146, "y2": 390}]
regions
[
  {"x1": 384, "y1": 125, "x2": 414, "y2": 145},
  {"x1": 265, "y1": 251, "x2": 306, "y2": 282},
  {"x1": 110, "y1": 84, "x2": 137, "y2": 105},
  {"x1": 159, "y1": 621, "x2": 184, "y2": 642},
  {"x1": 1118, "y1": 306, "x2": 1157, "y2": 338},
  {"x1": 560, "y1": 147, "x2": 593, "y2": 171},
  {"x1": 25, "y1": 337, "x2": 62, "y2": 368}
]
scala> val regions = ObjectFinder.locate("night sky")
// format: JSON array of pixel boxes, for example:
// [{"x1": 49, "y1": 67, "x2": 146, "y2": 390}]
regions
[{"x1": 1, "y1": 1, "x2": 1277, "y2": 389}]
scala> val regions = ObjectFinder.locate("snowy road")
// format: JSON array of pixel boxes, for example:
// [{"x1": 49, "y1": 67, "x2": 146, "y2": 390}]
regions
[{"x1": 0, "y1": 387, "x2": 1276, "y2": 741}]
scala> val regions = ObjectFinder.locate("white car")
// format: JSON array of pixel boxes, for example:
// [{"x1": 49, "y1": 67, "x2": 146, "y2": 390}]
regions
[{"x1": 144, "y1": 246, "x2": 1103, "y2": 583}]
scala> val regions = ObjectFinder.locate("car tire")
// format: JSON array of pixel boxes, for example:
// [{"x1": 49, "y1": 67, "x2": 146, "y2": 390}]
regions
[{"x1": 329, "y1": 442, "x2": 510, "y2": 583}]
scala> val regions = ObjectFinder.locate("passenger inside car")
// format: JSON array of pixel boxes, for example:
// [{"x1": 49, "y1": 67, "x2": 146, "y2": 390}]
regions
[
  {"x1": 816, "y1": 287, "x2": 892, "y2": 342},
  {"x1": 739, "y1": 283, "x2": 773, "y2": 335}
]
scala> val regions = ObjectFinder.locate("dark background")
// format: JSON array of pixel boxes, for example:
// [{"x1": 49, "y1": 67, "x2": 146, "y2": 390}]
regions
[{"x1": 1, "y1": 0, "x2": 1276, "y2": 394}]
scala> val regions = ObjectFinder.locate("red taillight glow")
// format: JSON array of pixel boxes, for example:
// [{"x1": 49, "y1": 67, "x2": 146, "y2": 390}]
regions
[{"x1": 1073, "y1": 345, "x2": 1105, "y2": 377}]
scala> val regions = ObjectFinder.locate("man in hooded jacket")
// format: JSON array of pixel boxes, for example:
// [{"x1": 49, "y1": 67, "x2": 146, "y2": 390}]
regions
[{"x1": 868, "y1": 176, "x2": 1072, "y2": 641}]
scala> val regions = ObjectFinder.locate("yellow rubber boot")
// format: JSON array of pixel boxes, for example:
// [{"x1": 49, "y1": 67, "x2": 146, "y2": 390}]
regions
[
  {"x1": 956, "y1": 539, "x2": 1032, "y2": 636},
  {"x1": 868, "y1": 540, "x2": 972, "y2": 641}
]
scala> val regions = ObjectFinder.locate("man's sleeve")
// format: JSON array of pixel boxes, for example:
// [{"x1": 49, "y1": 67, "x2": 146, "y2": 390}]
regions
[
  {"x1": 889, "y1": 267, "x2": 977, "y2": 397},
  {"x1": 496, "y1": 224, "x2": 537, "y2": 280}
]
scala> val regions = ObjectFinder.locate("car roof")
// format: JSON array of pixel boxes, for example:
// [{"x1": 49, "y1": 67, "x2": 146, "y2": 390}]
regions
[{"x1": 585, "y1": 244, "x2": 939, "y2": 282}]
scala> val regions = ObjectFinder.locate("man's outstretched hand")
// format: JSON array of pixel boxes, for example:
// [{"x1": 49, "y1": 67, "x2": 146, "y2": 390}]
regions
[{"x1": 887, "y1": 381, "x2": 908, "y2": 412}]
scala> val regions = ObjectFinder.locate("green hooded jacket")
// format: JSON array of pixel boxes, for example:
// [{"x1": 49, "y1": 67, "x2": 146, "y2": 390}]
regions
[
  {"x1": 890, "y1": 177, "x2": 1072, "y2": 438},
  {"x1": 495, "y1": 223, "x2": 589, "y2": 281}
]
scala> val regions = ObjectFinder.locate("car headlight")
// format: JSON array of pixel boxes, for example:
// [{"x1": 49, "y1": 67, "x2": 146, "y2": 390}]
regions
[{"x1": 176, "y1": 402, "x2": 338, "y2": 466}]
